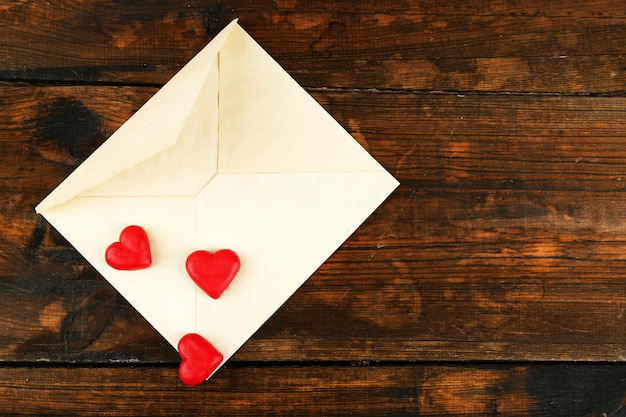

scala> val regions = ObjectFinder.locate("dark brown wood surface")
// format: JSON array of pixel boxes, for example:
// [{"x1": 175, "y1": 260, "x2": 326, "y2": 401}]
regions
[{"x1": 3, "y1": 1, "x2": 626, "y2": 415}]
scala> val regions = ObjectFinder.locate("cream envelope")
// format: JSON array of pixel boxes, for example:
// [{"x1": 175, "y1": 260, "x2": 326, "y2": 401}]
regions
[{"x1": 35, "y1": 20, "x2": 399, "y2": 378}]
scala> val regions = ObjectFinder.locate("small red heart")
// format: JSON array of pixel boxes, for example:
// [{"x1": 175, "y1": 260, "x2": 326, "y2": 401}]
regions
[
  {"x1": 178, "y1": 333, "x2": 223, "y2": 386},
  {"x1": 105, "y1": 225, "x2": 152, "y2": 270},
  {"x1": 186, "y1": 249, "x2": 240, "y2": 299}
]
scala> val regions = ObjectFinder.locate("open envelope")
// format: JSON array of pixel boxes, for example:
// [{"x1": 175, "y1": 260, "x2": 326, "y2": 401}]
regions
[{"x1": 35, "y1": 19, "x2": 399, "y2": 379}]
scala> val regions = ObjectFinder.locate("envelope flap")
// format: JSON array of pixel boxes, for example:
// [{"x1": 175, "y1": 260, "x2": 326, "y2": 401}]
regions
[
  {"x1": 41, "y1": 196, "x2": 199, "y2": 348},
  {"x1": 79, "y1": 57, "x2": 220, "y2": 197},
  {"x1": 193, "y1": 171, "x2": 399, "y2": 365},
  {"x1": 217, "y1": 24, "x2": 387, "y2": 174},
  {"x1": 36, "y1": 20, "x2": 238, "y2": 213}
]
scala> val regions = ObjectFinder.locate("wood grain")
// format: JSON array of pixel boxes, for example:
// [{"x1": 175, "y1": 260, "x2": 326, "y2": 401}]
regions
[
  {"x1": 1, "y1": 85, "x2": 626, "y2": 364},
  {"x1": 0, "y1": 363, "x2": 625, "y2": 416},
  {"x1": 2, "y1": 0, "x2": 626, "y2": 414},
  {"x1": 0, "y1": 1, "x2": 626, "y2": 92}
]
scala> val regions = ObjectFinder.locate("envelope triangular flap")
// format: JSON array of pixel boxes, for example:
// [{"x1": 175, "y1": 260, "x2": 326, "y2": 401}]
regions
[
  {"x1": 41, "y1": 195, "x2": 199, "y2": 348},
  {"x1": 217, "y1": 24, "x2": 386, "y2": 174},
  {"x1": 35, "y1": 20, "x2": 238, "y2": 212},
  {"x1": 82, "y1": 58, "x2": 220, "y2": 197},
  {"x1": 193, "y1": 171, "x2": 400, "y2": 364}
]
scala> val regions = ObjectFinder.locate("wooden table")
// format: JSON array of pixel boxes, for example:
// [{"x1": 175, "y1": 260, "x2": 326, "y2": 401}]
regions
[{"x1": 3, "y1": 1, "x2": 626, "y2": 415}]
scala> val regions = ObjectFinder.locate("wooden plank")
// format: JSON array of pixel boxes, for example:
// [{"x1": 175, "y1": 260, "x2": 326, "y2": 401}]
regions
[
  {"x1": 4, "y1": 85, "x2": 626, "y2": 363},
  {"x1": 0, "y1": 1, "x2": 626, "y2": 92},
  {"x1": 0, "y1": 363, "x2": 624, "y2": 416},
  {"x1": 321, "y1": 93, "x2": 626, "y2": 191}
]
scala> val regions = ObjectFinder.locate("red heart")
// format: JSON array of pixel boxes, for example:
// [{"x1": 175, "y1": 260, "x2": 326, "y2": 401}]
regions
[
  {"x1": 178, "y1": 333, "x2": 223, "y2": 386},
  {"x1": 186, "y1": 249, "x2": 240, "y2": 299},
  {"x1": 105, "y1": 225, "x2": 152, "y2": 270}
]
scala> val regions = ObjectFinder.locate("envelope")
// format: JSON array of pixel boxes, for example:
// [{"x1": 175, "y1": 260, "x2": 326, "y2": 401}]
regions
[{"x1": 35, "y1": 19, "x2": 399, "y2": 379}]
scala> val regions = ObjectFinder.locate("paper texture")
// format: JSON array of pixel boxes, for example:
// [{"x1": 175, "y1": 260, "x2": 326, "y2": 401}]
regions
[{"x1": 36, "y1": 19, "x2": 399, "y2": 378}]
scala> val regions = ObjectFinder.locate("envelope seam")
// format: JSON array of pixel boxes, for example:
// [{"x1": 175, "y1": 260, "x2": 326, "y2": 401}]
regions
[
  {"x1": 194, "y1": 194, "x2": 198, "y2": 335},
  {"x1": 216, "y1": 50, "x2": 221, "y2": 173},
  {"x1": 214, "y1": 171, "x2": 392, "y2": 175}
]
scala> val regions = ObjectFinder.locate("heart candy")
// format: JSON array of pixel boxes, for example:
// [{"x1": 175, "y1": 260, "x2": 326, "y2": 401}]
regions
[
  {"x1": 105, "y1": 225, "x2": 152, "y2": 270},
  {"x1": 186, "y1": 249, "x2": 240, "y2": 299},
  {"x1": 178, "y1": 333, "x2": 224, "y2": 386}
]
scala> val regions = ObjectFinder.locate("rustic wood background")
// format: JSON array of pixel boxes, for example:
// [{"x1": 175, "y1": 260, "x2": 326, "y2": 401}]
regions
[{"x1": 2, "y1": 1, "x2": 626, "y2": 415}]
